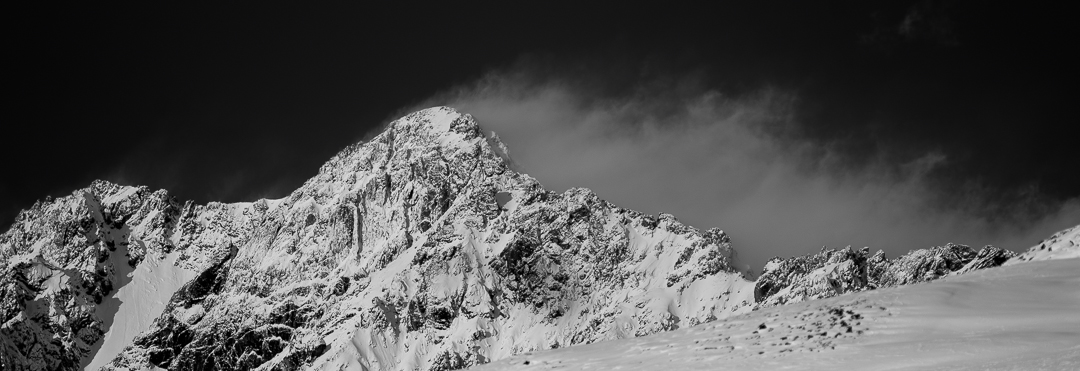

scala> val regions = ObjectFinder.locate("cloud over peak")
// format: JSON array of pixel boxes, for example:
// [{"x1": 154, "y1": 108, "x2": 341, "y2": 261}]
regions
[{"x1": 407, "y1": 61, "x2": 1080, "y2": 270}]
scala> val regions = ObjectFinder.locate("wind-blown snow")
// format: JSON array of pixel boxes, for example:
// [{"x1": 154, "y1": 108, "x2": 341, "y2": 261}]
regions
[{"x1": 474, "y1": 257, "x2": 1080, "y2": 370}]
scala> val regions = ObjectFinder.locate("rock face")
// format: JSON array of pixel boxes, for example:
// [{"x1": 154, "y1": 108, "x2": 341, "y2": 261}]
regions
[
  {"x1": 752, "y1": 247, "x2": 872, "y2": 307},
  {"x1": 2, "y1": 106, "x2": 1071, "y2": 371},
  {"x1": 0, "y1": 181, "x2": 188, "y2": 370},
  {"x1": 753, "y1": 243, "x2": 1017, "y2": 307}
]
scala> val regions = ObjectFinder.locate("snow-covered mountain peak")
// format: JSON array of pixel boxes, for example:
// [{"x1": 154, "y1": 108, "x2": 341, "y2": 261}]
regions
[
  {"x1": 373, "y1": 106, "x2": 485, "y2": 158},
  {"x1": 2, "y1": 106, "x2": 760, "y2": 371},
  {"x1": 300, "y1": 106, "x2": 524, "y2": 207},
  {"x1": 334, "y1": 106, "x2": 486, "y2": 165}
]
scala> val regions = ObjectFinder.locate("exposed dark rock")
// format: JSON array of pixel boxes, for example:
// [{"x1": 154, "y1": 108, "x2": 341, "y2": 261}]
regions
[
  {"x1": 955, "y1": 245, "x2": 1016, "y2": 274},
  {"x1": 754, "y1": 243, "x2": 1016, "y2": 307}
]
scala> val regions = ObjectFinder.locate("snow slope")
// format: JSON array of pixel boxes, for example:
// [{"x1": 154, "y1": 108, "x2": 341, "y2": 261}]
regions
[
  {"x1": 474, "y1": 257, "x2": 1080, "y2": 370},
  {"x1": 1006, "y1": 224, "x2": 1080, "y2": 264},
  {"x1": 84, "y1": 252, "x2": 197, "y2": 370}
]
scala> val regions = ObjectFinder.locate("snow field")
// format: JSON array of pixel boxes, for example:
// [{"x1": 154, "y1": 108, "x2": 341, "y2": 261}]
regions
[{"x1": 474, "y1": 257, "x2": 1080, "y2": 370}]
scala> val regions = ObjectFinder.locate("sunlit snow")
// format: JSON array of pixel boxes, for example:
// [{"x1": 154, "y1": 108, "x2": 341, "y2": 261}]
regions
[
  {"x1": 84, "y1": 252, "x2": 197, "y2": 370},
  {"x1": 474, "y1": 258, "x2": 1080, "y2": 370}
]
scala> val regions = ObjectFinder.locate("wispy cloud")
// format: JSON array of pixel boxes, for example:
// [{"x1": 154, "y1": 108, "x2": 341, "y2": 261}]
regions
[{"x1": 410, "y1": 61, "x2": 1079, "y2": 271}]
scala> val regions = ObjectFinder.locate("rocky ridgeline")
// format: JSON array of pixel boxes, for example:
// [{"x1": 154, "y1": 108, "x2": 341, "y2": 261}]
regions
[
  {"x1": 0, "y1": 180, "x2": 189, "y2": 370},
  {"x1": 753, "y1": 243, "x2": 1017, "y2": 308},
  {"x1": 0, "y1": 106, "x2": 1071, "y2": 371}
]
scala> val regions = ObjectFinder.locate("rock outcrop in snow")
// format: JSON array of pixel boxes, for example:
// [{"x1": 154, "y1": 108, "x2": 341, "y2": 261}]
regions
[{"x1": 753, "y1": 243, "x2": 1017, "y2": 307}]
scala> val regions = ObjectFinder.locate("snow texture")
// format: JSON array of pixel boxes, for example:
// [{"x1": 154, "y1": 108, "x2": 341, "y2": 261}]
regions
[
  {"x1": 84, "y1": 252, "x2": 197, "y2": 370},
  {"x1": 475, "y1": 257, "x2": 1080, "y2": 370},
  {"x1": 1005, "y1": 224, "x2": 1080, "y2": 265}
]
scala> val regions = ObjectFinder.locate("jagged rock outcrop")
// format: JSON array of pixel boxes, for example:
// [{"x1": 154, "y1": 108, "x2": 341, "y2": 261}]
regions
[
  {"x1": 752, "y1": 247, "x2": 871, "y2": 307},
  {"x1": 875, "y1": 243, "x2": 977, "y2": 286},
  {"x1": 0, "y1": 181, "x2": 189, "y2": 370},
  {"x1": 754, "y1": 243, "x2": 1017, "y2": 307},
  {"x1": 952, "y1": 245, "x2": 1017, "y2": 275}
]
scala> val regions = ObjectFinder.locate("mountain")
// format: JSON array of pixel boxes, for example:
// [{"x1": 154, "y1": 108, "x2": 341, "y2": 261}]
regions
[
  {"x1": 0, "y1": 107, "x2": 1062, "y2": 371},
  {"x1": 2, "y1": 107, "x2": 754, "y2": 371}
]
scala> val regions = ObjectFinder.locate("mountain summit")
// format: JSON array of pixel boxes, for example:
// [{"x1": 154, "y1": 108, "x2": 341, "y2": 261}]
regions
[{"x1": 1, "y1": 107, "x2": 1070, "y2": 371}]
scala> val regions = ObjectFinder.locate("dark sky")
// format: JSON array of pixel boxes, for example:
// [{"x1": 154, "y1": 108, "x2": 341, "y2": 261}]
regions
[{"x1": 6, "y1": 1, "x2": 1078, "y2": 267}]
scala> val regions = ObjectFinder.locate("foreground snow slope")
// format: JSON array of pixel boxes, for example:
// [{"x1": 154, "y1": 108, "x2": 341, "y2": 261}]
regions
[{"x1": 475, "y1": 257, "x2": 1080, "y2": 370}]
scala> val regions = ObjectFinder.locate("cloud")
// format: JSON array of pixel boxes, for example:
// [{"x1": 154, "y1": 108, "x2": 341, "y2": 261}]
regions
[{"x1": 409, "y1": 62, "x2": 1080, "y2": 272}]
